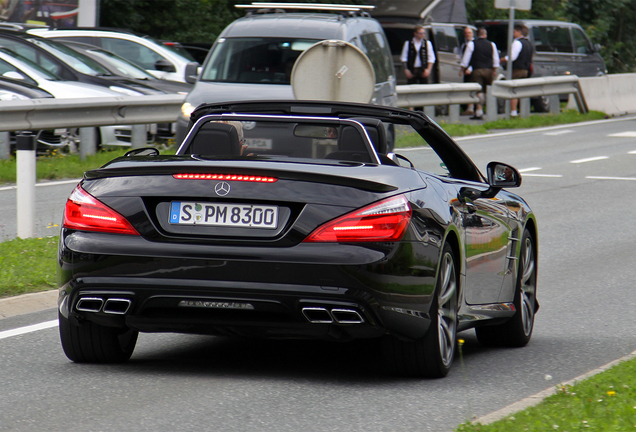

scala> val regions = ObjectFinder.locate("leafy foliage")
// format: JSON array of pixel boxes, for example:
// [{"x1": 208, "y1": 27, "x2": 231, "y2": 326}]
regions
[{"x1": 97, "y1": 0, "x2": 636, "y2": 73}]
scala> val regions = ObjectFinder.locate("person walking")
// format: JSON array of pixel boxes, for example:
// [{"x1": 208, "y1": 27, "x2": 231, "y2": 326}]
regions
[
  {"x1": 400, "y1": 25, "x2": 436, "y2": 84},
  {"x1": 460, "y1": 27, "x2": 500, "y2": 120},
  {"x1": 504, "y1": 24, "x2": 533, "y2": 116}
]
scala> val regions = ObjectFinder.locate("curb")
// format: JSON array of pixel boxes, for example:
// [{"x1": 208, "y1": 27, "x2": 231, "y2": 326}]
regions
[
  {"x1": 473, "y1": 348, "x2": 636, "y2": 425},
  {"x1": 0, "y1": 290, "x2": 58, "y2": 319}
]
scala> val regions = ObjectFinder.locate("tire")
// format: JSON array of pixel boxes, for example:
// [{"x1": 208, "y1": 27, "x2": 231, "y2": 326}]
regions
[
  {"x1": 59, "y1": 311, "x2": 138, "y2": 363},
  {"x1": 475, "y1": 229, "x2": 537, "y2": 347},
  {"x1": 384, "y1": 243, "x2": 458, "y2": 378},
  {"x1": 532, "y1": 96, "x2": 550, "y2": 113}
]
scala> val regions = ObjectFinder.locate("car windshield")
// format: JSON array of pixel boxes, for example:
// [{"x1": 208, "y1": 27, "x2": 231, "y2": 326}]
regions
[
  {"x1": 179, "y1": 115, "x2": 379, "y2": 164},
  {"x1": 28, "y1": 38, "x2": 113, "y2": 76},
  {"x1": 86, "y1": 48, "x2": 156, "y2": 79},
  {"x1": 200, "y1": 37, "x2": 319, "y2": 84},
  {"x1": 0, "y1": 47, "x2": 60, "y2": 81}
]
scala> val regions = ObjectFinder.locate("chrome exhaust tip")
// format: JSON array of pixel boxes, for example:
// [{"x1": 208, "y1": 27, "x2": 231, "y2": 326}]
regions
[
  {"x1": 302, "y1": 307, "x2": 333, "y2": 324},
  {"x1": 76, "y1": 297, "x2": 104, "y2": 313},
  {"x1": 331, "y1": 308, "x2": 364, "y2": 324},
  {"x1": 103, "y1": 298, "x2": 132, "y2": 315}
]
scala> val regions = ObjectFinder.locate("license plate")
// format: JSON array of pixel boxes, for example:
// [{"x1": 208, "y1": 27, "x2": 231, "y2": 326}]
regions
[
  {"x1": 245, "y1": 138, "x2": 273, "y2": 150},
  {"x1": 169, "y1": 202, "x2": 278, "y2": 229}
]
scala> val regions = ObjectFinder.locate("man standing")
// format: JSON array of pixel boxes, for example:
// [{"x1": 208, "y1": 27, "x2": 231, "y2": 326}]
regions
[
  {"x1": 460, "y1": 27, "x2": 500, "y2": 120},
  {"x1": 459, "y1": 27, "x2": 475, "y2": 115},
  {"x1": 504, "y1": 24, "x2": 533, "y2": 116},
  {"x1": 400, "y1": 25, "x2": 436, "y2": 84}
]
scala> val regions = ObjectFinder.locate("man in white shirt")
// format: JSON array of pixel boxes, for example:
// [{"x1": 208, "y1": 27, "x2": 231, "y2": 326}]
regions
[
  {"x1": 460, "y1": 28, "x2": 500, "y2": 119},
  {"x1": 400, "y1": 25, "x2": 436, "y2": 84}
]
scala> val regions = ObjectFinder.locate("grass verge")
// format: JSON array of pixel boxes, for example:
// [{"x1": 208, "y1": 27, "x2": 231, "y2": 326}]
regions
[
  {"x1": 0, "y1": 236, "x2": 58, "y2": 298},
  {"x1": 455, "y1": 354, "x2": 636, "y2": 431}
]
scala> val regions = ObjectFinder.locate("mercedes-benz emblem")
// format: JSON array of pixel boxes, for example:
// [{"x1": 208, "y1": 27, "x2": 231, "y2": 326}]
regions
[{"x1": 214, "y1": 182, "x2": 231, "y2": 196}]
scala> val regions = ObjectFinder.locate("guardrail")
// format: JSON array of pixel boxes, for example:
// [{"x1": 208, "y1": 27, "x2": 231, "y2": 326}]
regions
[
  {"x1": 396, "y1": 82, "x2": 482, "y2": 122},
  {"x1": 396, "y1": 76, "x2": 587, "y2": 122},
  {"x1": 0, "y1": 94, "x2": 185, "y2": 159},
  {"x1": 487, "y1": 75, "x2": 587, "y2": 121}
]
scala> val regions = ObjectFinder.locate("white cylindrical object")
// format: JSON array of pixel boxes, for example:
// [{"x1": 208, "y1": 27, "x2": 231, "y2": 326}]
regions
[{"x1": 16, "y1": 134, "x2": 36, "y2": 239}]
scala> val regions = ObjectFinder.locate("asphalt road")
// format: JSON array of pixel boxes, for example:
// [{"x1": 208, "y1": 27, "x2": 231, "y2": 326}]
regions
[{"x1": 2, "y1": 116, "x2": 636, "y2": 432}]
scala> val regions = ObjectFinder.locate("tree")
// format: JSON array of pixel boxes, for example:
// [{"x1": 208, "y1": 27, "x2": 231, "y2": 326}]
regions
[{"x1": 100, "y1": 0, "x2": 240, "y2": 43}]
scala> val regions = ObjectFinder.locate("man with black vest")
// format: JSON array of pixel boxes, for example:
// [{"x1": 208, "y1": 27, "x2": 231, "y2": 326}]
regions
[
  {"x1": 400, "y1": 25, "x2": 436, "y2": 85},
  {"x1": 504, "y1": 24, "x2": 533, "y2": 116},
  {"x1": 460, "y1": 27, "x2": 500, "y2": 119}
]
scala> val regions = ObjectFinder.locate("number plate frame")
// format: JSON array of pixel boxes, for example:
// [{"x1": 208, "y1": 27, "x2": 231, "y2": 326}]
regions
[{"x1": 169, "y1": 202, "x2": 278, "y2": 229}]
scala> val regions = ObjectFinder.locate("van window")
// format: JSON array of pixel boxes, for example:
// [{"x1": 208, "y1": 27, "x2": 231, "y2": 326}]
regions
[
  {"x1": 532, "y1": 26, "x2": 573, "y2": 53},
  {"x1": 432, "y1": 26, "x2": 458, "y2": 53},
  {"x1": 383, "y1": 28, "x2": 416, "y2": 56},
  {"x1": 572, "y1": 27, "x2": 592, "y2": 54},
  {"x1": 358, "y1": 32, "x2": 393, "y2": 83},
  {"x1": 201, "y1": 37, "x2": 319, "y2": 84}
]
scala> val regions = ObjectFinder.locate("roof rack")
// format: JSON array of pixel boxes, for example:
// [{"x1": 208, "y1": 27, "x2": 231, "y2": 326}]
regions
[{"x1": 235, "y1": 2, "x2": 375, "y2": 14}]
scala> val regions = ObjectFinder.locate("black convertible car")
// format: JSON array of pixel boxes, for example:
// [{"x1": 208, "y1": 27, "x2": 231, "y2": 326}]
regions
[{"x1": 58, "y1": 101, "x2": 538, "y2": 378}]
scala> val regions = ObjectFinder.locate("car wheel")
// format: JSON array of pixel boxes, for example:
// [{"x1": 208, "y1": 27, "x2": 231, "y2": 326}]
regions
[
  {"x1": 59, "y1": 311, "x2": 138, "y2": 363},
  {"x1": 383, "y1": 243, "x2": 458, "y2": 378},
  {"x1": 475, "y1": 228, "x2": 537, "y2": 347},
  {"x1": 532, "y1": 96, "x2": 550, "y2": 113}
]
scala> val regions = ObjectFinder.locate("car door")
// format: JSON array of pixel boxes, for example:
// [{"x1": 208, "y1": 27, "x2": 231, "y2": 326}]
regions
[
  {"x1": 431, "y1": 24, "x2": 461, "y2": 83},
  {"x1": 452, "y1": 183, "x2": 512, "y2": 305},
  {"x1": 571, "y1": 26, "x2": 605, "y2": 76}
]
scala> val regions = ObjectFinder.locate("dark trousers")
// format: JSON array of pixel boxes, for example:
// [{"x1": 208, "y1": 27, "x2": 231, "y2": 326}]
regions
[{"x1": 407, "y1": 67, "x2": 429, "y2": 84}]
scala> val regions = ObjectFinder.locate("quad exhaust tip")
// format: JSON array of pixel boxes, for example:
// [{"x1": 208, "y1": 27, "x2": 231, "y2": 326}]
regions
[
  {"x1": 301, "y1": 307, "x2": 364, "y2": 324},
  {"x1": 76, "y1": 297, "x2": 132, "y2": 315}
]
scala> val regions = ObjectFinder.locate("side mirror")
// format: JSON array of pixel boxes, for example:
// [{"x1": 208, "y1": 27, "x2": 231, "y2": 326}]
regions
[
  {"x1": 487, "y1": 162, "x2": 522, "y2": 188},
  {"x1": 593, "y1": 43, "x2": 602, "y2": 53},
  {"x1": 184, "y1": 61, "x2": 200, "y2": 84},
  {"x1": 154, "y1": 59, "x2": 176, "y2": 73}
]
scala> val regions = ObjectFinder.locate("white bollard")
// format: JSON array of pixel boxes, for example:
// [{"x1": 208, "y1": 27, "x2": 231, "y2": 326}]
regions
[{"x1": 16, "y1": 133, "x2": 36, "y2": 239}]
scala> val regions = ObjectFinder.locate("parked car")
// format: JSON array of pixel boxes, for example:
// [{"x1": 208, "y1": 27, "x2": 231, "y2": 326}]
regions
[
  {"x1": 175, "y1": 2, "x2": 397, "y2": 144},
  {"x1": 0, "y1": 47, "x2": 141, "y2": 149},
  {"x1": 0, "y1": 29, "x2": 161, "y2": 146},
  {"x1": 27, "y1": 27, "x2": 200, "y2": 83},
  {"x1": 59, "y1": 40, "x2": 192, "y2": 95},
  {"x1": 367, "y1": 0, "x2": 475, "y2": 85},
  {"x1": 57, "y1": 100, "x2": 538, "y2": 378},
  {"x1": 60, "y1": 40, "x2": 192, "y2": 139},
  {"x1": 474, "y1": 19, "x2": 607, "y2": 111},
  {"x1": 0, "y1": 29, "x2": 160, "y2": 96}
]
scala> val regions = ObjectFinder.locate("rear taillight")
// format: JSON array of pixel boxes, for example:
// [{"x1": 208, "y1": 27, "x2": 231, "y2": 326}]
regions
[
  {"x1": 304, "y1": 195, "x2": 412, "y2": 242},
  {"x1": 63, "y1": 185, "x2": 139, "y2": 235}
]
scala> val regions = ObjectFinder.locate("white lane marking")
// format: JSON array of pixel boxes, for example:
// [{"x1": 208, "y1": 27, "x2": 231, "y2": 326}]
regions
[
  {"x1": 518, "y1": 168, "x2": 562, "y2": 178},
  {"x1": 0, "y1": 320, "x2": 58, "y2": 341},
  {"x1": 570, "y1": 156, "x2": 608, "y2": 164},
  {"x1": 609, "y1": 132, "x2": 636, "y2": 137},
  {"x1": 454, "y1": 115, "x2": 636, "y2": 142},
  {"x1": 587, "y1": 176, "x2": 636, "y2": 181},
  {"x1": 0, "y1": 178, "x2": 81, "y2": 192},
  {"x1": 629, "y1": 150, "x2": 636, "y2": 154},
  {"x1": 544, "y1": 130, "x2": 573, "y2": 136}
]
